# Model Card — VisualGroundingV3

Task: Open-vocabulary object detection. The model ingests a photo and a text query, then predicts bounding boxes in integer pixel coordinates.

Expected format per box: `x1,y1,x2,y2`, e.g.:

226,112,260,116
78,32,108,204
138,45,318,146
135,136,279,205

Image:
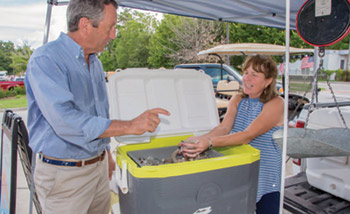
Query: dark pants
256,191,280,214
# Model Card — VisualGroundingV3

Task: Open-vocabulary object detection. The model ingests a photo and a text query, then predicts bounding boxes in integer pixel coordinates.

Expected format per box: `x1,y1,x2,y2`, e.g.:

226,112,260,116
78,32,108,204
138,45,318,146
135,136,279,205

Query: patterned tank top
230,97,282,202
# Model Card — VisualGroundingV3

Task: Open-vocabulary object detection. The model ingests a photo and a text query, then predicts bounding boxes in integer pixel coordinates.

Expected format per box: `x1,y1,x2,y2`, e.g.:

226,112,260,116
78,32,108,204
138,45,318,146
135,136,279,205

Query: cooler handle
115,160,128,194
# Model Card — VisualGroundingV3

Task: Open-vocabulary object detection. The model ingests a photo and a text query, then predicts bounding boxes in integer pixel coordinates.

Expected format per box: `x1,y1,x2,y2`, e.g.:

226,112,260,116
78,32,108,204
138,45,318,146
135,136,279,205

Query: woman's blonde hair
241,54,279,103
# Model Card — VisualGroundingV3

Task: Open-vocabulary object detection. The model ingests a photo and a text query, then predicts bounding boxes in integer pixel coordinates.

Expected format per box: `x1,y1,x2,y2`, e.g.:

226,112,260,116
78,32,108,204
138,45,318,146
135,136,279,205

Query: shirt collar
58,32,97,63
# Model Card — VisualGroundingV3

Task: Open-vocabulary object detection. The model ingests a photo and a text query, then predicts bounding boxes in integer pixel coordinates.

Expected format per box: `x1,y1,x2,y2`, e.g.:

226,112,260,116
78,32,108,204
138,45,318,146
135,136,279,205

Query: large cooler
108,69,260,214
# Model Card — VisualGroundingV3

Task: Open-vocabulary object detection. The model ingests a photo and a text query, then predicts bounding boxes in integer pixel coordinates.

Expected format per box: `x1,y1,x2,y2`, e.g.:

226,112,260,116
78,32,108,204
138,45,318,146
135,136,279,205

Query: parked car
0,80,25,91
174,63,283,93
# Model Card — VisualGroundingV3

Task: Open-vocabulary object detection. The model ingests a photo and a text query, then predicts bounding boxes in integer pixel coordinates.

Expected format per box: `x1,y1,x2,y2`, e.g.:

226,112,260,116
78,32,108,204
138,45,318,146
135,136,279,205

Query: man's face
87,4,117,53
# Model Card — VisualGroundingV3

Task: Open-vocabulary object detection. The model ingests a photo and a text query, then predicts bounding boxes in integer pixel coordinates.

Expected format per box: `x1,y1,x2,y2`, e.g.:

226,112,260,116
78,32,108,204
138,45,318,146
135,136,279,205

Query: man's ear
78,17,91,33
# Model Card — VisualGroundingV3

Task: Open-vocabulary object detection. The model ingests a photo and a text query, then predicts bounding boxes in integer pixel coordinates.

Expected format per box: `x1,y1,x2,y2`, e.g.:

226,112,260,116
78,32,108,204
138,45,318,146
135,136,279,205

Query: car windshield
223,64,242,81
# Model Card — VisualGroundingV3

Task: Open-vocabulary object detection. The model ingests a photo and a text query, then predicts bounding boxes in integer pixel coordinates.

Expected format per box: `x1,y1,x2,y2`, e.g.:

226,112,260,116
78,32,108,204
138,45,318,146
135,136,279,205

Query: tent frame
42,1,316,213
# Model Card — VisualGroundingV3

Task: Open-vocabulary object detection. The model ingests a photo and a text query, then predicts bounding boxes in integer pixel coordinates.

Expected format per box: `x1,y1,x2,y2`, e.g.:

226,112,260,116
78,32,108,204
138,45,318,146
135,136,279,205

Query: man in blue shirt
25,0,169,213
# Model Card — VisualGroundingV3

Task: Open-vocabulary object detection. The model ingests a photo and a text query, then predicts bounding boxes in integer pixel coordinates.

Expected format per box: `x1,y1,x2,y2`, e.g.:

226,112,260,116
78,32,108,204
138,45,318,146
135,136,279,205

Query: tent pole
226,22,230,65
280,0,291,213
43,3,53,45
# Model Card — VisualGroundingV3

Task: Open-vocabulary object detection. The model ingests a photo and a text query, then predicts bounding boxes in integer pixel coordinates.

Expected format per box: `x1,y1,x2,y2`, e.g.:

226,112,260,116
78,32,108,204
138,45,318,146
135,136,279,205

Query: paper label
315,0,332,17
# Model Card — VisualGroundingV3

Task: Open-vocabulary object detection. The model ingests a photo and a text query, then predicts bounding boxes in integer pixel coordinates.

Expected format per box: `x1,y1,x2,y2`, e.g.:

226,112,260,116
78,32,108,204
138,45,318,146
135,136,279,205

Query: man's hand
99,108,170,138
128,108,170,135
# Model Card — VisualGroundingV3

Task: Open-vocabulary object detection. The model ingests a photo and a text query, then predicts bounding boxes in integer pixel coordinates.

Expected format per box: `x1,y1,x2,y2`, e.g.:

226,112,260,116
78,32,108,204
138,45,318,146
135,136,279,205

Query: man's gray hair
67,0,118,32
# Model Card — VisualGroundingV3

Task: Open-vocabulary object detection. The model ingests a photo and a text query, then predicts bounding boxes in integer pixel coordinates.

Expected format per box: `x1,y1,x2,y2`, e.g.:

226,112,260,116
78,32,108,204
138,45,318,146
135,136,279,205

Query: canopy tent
116,0,306,29
44,0,306,42
198,43,314,56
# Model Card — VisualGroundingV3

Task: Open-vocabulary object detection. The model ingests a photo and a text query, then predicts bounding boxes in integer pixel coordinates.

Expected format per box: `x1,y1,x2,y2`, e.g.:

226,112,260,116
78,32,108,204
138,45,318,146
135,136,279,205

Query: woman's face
242,65,272,99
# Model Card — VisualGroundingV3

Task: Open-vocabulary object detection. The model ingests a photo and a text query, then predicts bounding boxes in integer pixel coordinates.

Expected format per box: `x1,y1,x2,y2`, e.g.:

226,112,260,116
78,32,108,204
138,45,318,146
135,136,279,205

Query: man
25,0,169,213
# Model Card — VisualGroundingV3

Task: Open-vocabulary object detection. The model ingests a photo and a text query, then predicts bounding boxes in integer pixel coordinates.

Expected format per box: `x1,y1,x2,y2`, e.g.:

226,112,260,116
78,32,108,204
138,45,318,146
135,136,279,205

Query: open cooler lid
107,69,219,144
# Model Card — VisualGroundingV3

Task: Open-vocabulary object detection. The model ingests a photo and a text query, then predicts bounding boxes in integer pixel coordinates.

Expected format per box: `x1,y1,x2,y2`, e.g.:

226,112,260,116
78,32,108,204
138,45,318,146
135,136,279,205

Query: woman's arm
182,96,284,156
181,94,241,152
213,96,284,145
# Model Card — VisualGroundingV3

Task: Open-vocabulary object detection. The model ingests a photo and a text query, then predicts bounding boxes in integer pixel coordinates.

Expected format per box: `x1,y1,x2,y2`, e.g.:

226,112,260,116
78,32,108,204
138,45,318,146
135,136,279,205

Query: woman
180,54,284,214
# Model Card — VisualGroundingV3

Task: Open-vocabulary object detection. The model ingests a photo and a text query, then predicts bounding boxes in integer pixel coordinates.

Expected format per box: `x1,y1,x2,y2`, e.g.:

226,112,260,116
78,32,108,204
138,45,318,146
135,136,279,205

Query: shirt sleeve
26,54,111,147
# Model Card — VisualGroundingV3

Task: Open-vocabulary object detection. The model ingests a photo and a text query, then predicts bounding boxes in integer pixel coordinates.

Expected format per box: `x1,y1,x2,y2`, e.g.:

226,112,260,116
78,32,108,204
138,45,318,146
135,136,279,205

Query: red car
0,80,25,91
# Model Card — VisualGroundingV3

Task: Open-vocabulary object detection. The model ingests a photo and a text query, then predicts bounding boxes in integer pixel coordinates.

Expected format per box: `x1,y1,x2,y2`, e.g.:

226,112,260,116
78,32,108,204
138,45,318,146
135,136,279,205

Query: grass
289,82,313,93
288,81,326,94
0,95,27,109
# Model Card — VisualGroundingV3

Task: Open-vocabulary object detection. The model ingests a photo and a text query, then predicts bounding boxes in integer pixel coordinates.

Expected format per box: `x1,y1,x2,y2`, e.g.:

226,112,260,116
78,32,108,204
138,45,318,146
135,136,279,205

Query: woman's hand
179,136,211,158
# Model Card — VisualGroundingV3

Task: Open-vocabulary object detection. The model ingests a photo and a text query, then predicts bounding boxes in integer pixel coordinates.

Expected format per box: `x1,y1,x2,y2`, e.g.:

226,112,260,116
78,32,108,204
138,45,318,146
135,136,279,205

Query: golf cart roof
197,43,314,56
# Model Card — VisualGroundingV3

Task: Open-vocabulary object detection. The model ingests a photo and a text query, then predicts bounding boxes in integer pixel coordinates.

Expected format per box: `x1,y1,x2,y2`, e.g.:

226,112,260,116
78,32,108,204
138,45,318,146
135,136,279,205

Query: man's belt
39,150,106,167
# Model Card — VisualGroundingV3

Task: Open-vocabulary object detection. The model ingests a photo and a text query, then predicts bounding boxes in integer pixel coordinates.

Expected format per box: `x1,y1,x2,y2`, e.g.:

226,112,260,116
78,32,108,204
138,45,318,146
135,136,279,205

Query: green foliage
334,69,349,81
322,69,336,77
326,34,350,50
99,41,118,71
14,86,26,95
0,41,15,73
10,43,33,75
147,14,180,68
320,69,349,81
114,10,155,69
0,89,15,98
0,86,26,99
227,23,312,70
0,41,32,75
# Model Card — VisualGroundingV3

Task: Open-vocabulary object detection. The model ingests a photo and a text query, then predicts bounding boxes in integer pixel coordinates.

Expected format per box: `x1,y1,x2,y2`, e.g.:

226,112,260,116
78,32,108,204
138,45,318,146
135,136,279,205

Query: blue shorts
256,191,280,214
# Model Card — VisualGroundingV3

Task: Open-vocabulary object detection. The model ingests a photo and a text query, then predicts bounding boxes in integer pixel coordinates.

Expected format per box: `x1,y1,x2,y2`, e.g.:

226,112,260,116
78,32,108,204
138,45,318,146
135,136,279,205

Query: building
280,50,350,80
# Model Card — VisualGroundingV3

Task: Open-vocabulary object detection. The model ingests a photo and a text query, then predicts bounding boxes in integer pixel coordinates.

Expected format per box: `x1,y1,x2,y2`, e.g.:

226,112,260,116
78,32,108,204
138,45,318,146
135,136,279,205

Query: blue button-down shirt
25,33,111,159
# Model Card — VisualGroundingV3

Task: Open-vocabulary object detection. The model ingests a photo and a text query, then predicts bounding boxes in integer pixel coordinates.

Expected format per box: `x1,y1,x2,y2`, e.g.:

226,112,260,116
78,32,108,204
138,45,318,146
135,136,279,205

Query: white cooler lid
107,69,219,144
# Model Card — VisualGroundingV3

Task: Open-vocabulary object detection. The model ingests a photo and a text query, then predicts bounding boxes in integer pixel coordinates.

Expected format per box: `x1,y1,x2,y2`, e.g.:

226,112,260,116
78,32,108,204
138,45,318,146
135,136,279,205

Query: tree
147,14,179,68
10,43,33,75
109,10,156,69
0,41,15,73
226,23,311,70
99,9,133,70
148,15,224,68
99,41,118,71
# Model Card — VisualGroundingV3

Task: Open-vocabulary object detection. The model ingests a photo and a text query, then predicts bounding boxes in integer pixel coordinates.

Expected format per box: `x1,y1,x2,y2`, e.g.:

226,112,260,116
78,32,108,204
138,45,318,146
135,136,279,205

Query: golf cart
196,42,314,121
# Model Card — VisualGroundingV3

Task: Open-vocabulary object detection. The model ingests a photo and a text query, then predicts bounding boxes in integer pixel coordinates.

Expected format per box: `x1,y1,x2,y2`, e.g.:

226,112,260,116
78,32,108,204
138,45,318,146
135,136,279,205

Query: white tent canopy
44,0,306,42
116,0,306,29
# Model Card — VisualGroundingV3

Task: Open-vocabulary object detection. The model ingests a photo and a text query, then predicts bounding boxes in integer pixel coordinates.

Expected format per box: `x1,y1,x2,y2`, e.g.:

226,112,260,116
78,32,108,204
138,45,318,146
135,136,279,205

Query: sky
0,0,68,49
0,1,163,49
